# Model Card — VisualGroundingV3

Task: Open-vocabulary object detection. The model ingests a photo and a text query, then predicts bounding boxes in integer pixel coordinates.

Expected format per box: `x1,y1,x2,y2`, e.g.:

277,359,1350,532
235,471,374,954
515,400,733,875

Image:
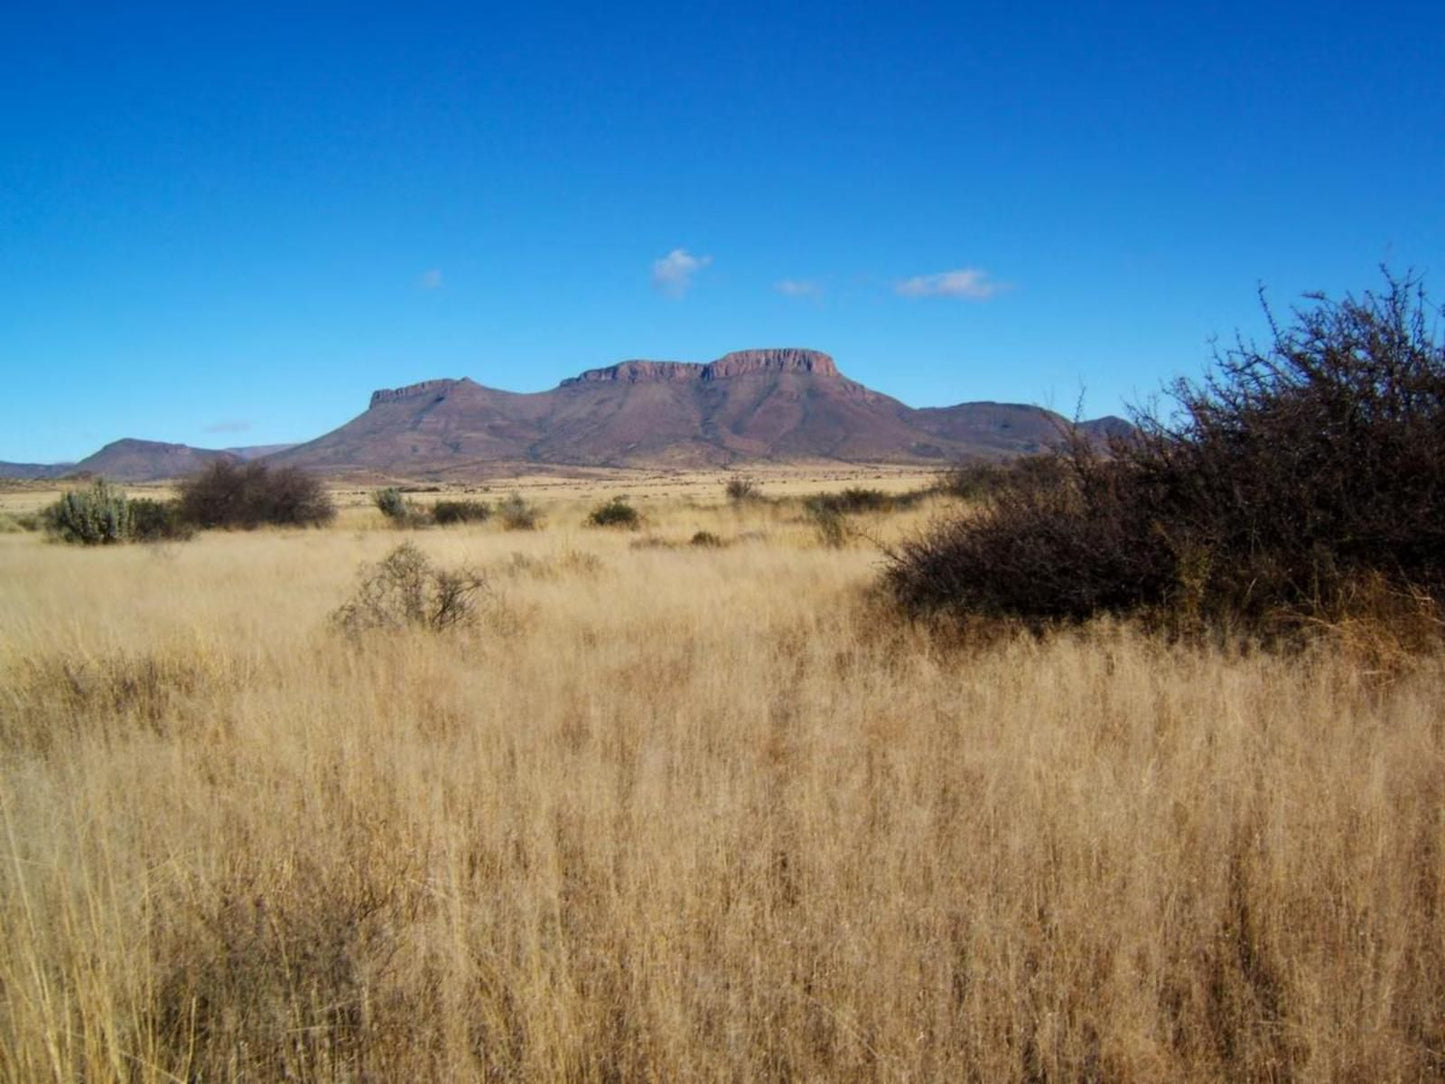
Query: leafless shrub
332,543,489,634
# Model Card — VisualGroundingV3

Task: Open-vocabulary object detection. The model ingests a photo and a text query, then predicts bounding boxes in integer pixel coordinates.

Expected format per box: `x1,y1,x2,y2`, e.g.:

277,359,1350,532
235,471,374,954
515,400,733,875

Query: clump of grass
689,530,725,548
587,496,640,529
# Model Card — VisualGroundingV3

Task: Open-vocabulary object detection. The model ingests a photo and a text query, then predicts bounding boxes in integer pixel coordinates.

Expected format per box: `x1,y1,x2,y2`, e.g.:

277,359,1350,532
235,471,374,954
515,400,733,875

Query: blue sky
2,1,1442,462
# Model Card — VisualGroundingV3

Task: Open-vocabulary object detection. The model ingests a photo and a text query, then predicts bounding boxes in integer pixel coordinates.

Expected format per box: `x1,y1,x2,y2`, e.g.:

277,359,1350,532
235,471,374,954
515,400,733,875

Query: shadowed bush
128,498,195,542
587,496,640,529
432,498,491,525
180,461,334,529
887,272,1445,637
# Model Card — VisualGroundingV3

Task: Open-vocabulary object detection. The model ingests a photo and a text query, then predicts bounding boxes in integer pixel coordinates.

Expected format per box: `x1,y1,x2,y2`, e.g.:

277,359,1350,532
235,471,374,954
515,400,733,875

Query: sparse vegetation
179,460,335,529
689,529,725,547
889,273,1445,640
1,501,1441,1081
587,495,640,528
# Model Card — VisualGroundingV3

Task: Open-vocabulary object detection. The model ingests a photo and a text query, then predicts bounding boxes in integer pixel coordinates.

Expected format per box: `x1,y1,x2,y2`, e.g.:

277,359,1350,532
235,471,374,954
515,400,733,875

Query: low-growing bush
689,530,725,548
587,496,640,529
805,487,893,516
42,480,132,545
431,499,491,525
373,487,431,528
887,272,1445,639
808,503,849,548
180,461,334,529
332,543,489,634
498,492,540,531
128,498,195,542
725,476,760,502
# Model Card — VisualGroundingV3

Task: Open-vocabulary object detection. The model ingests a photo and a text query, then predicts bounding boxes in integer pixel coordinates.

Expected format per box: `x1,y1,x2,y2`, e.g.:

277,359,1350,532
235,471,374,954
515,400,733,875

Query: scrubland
1,483,1442,1081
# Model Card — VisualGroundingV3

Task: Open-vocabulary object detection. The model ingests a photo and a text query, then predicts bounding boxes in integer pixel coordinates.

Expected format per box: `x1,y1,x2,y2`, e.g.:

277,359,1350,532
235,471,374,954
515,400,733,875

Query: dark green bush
129,498,195,542
42,480,132,544
587,496,640,529
887,273,1445,634
180,461,334,529
432,499,492,525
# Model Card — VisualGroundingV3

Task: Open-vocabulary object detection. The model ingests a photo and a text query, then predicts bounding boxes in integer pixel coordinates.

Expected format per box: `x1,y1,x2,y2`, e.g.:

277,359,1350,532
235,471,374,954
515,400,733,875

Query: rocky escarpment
560,348,839,386
369,378,472,408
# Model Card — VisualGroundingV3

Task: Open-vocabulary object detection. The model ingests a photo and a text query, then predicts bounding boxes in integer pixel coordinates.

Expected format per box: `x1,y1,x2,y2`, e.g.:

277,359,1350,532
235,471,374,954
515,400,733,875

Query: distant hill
267,348,1131,476
70,439,239,482
0,461,71,481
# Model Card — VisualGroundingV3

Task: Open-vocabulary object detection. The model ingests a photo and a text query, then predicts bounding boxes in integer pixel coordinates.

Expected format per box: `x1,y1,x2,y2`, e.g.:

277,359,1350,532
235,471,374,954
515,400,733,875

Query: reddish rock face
557,348,838,386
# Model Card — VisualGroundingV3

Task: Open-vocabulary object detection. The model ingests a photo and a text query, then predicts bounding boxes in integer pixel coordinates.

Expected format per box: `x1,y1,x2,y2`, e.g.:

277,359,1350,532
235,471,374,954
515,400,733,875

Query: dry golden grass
1,484,1442,1081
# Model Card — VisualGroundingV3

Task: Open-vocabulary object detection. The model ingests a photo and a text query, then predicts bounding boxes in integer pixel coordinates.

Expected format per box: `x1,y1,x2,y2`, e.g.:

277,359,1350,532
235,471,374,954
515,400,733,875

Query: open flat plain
2,473,1442,1081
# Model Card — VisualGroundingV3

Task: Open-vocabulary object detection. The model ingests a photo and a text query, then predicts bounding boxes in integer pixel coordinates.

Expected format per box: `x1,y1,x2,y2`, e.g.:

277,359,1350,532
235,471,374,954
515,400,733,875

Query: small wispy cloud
204,419,252,434
418,268,444,290
895,268,1005,300
651,248,712,297
775,279,823,299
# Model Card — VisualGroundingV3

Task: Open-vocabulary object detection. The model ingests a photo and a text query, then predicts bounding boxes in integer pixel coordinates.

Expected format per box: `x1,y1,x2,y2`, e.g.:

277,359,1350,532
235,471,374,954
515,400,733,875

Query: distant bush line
40,462,333,545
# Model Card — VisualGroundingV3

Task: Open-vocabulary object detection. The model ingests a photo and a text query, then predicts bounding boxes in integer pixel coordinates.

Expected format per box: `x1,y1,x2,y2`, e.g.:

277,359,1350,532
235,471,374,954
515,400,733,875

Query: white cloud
775,278,823,299
418,268,444,290
895,268,1005,300
651,248,712,297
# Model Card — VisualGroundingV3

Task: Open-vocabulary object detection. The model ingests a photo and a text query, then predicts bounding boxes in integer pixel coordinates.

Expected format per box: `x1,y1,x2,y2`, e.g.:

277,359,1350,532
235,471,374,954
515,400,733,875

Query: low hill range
6,349,1130,481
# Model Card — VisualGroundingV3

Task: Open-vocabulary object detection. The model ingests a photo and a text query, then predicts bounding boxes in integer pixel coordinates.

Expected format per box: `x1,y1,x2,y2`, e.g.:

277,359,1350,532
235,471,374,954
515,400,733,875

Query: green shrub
332,543,489,634
42,480,132,544
431,499,492,525
498,492,540,531
587,496,640,529
179,461,334,529
128,498,195,542
886,272,1445,635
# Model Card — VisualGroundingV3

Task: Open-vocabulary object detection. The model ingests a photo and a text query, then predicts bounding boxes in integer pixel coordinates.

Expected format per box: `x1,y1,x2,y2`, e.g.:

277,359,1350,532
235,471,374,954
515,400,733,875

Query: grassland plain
0,479,1442,1081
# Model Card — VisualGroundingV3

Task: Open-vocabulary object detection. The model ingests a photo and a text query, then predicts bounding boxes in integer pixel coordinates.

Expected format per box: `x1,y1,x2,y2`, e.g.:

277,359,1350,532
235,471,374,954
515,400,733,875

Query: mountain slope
71,439,239,482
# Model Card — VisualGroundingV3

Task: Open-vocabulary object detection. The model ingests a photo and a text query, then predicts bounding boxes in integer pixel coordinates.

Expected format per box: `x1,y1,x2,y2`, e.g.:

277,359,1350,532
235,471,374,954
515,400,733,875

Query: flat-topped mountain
266,348,1128,476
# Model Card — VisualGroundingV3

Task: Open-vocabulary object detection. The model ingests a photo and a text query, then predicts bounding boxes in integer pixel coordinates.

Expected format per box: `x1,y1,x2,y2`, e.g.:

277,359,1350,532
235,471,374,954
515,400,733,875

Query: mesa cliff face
559,348,840,386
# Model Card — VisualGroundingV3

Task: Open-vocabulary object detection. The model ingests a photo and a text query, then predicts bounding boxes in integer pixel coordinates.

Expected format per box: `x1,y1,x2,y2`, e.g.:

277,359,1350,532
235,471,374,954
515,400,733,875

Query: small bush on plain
498,492,540,531
689,530,725,548
128,498,195,542
431,499,491,525
332,542,489,634
725,476,760,502
587,496,640,529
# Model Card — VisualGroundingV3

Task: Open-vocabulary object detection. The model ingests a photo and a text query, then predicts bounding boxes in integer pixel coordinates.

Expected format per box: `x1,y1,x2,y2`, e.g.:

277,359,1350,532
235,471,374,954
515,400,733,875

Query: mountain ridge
4,349,1132,481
